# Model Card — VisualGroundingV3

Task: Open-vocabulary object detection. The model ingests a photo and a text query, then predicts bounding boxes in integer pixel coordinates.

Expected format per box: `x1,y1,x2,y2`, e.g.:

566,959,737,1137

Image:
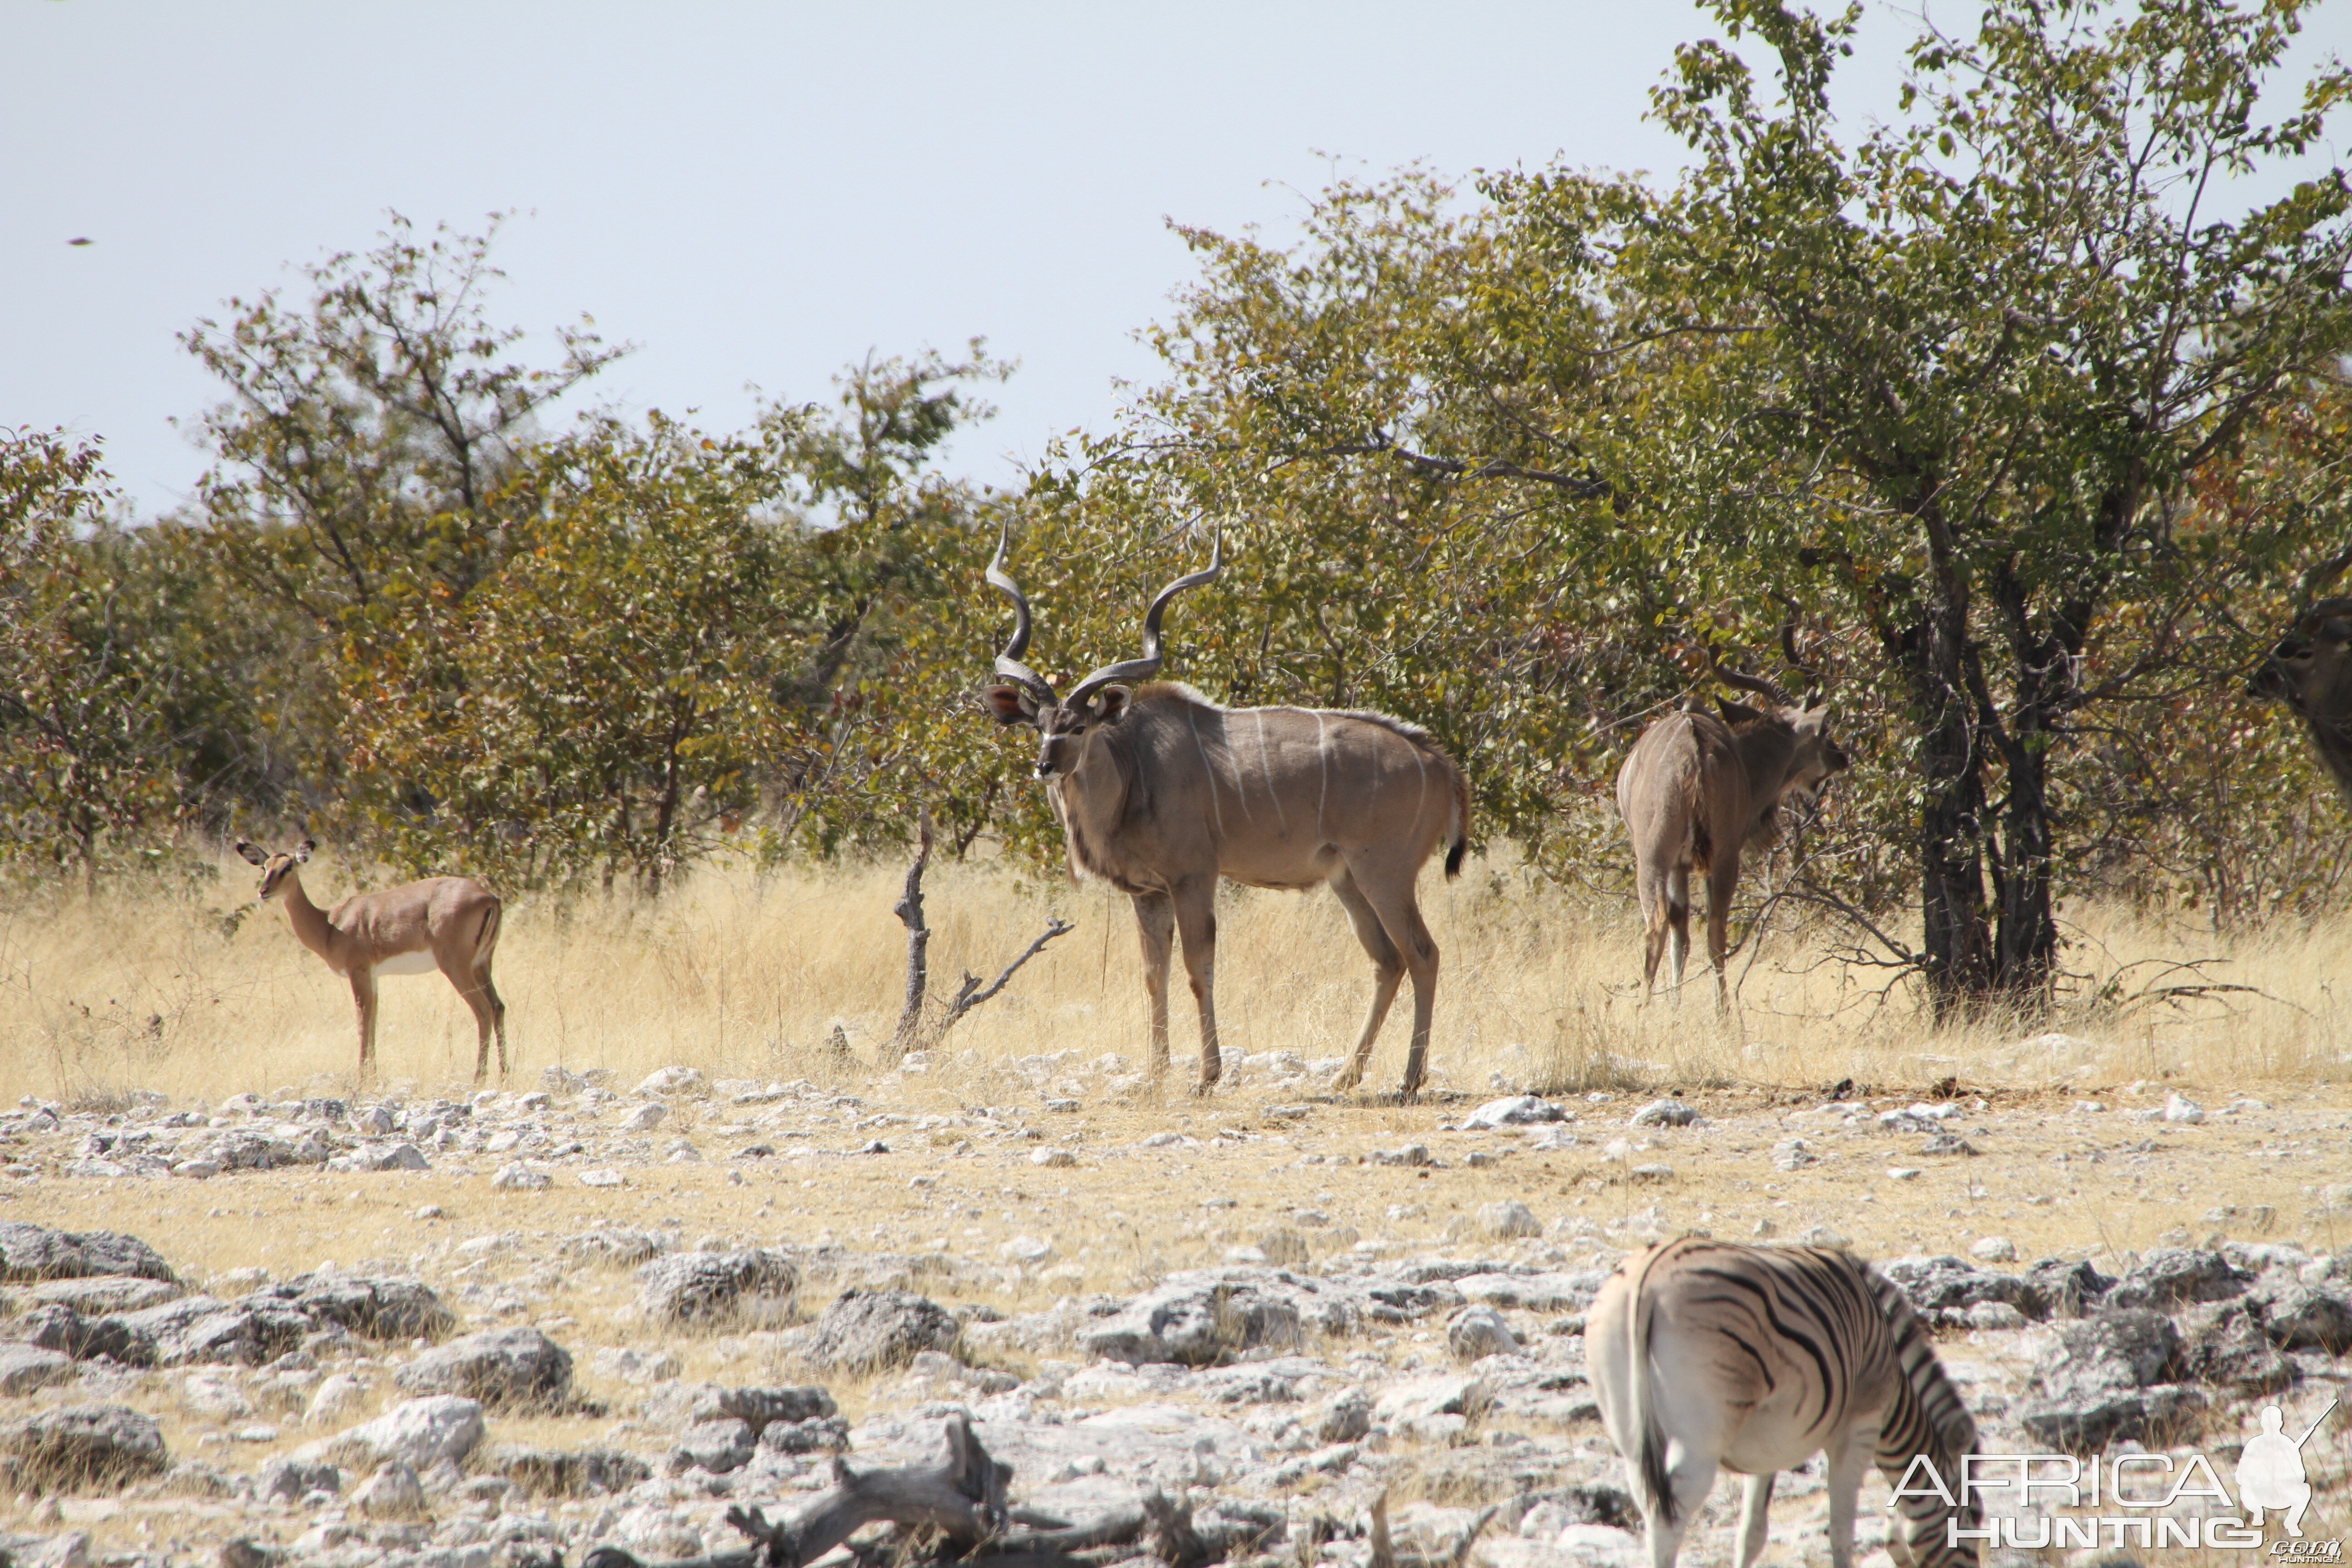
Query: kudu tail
1443,759,1471,880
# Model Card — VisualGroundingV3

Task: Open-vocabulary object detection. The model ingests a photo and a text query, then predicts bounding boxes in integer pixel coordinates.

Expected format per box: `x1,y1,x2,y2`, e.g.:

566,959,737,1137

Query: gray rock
2034,1309,2180,1404
688,1384,837,1436
473,1441,651,1497
351,1459,426,1519
0,1345,73,1395
2102,1247,2249,1311
1446,1306,1519,1362
324,1142,430,1174
2019,1384,2209,1452
1477,1201,1542,1240
560,1228,671,1269
1462,1096,1566,1128
1881,1255,2044,1321
2024,1257,2112,1318
635,1250,797,1328
591,1346,681,1385
21,1274,181,1314
2179,1302,2296,1394
1318,1391,1373,1443
2247,1276,2352,1352
1629,1099,1699,1127
671,1416,755,1474
758,1415,851,1455
257,1456,342,1502
0,1223,175,1284
394,1326,572,1411
804,1290,961,1373
295,1395,485,1470
0,1403,167,1491
278,1273,456,1340
107,1295,314,1367
1082,1273,1306,1366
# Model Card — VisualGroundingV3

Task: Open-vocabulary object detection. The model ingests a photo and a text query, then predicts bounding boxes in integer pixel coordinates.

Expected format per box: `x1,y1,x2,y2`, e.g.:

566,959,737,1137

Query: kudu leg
1706,855,1739,1014
1170,879,1221,1092
1637,866,1673,1003
1666,866,1692,1002
348,970,379,1079
1328,869,1404,1092
1131,893,1176,1077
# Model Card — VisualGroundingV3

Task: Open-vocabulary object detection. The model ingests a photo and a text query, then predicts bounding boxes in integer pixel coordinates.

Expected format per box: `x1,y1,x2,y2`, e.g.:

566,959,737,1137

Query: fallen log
557,1412,1223,1568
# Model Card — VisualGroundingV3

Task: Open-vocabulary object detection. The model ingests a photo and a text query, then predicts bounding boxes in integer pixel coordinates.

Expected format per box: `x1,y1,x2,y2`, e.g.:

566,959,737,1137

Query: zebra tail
1626,1241,1679,1528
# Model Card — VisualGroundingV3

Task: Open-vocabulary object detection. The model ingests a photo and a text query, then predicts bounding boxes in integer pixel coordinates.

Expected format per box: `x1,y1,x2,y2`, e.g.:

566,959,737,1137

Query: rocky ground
0,1047,2346,1567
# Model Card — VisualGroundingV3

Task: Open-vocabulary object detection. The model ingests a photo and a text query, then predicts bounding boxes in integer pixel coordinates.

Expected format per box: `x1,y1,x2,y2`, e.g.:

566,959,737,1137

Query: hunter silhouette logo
2239,1399,2336,1540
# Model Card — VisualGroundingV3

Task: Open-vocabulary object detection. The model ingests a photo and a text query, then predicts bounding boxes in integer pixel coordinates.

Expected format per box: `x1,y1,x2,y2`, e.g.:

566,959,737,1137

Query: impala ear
1095,686,1135,724
294,840,314,862
984,684,1039,726
234,841,268,867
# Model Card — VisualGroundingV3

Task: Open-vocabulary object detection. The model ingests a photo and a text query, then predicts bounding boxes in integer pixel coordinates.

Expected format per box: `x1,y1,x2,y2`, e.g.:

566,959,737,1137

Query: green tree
1611,0,2352,1009
0,431,192,892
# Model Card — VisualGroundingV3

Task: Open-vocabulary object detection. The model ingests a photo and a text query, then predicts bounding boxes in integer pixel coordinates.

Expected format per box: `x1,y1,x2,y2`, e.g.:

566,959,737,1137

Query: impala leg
348,969,379,1080
439,951,505,1084
1328,868,1404,1093
1734,1472,1774,1568
1707,853,1740,1015
1170,878,1221,1093
1356,865,1439,1099
1132,892,1176,1078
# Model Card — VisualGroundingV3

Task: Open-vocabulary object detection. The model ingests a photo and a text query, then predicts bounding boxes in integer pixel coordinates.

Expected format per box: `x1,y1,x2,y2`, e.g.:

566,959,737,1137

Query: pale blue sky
4,2,2337,517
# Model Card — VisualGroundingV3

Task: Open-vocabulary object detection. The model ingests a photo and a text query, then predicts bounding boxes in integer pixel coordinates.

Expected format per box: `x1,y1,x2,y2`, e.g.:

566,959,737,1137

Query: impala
235,839,510,1082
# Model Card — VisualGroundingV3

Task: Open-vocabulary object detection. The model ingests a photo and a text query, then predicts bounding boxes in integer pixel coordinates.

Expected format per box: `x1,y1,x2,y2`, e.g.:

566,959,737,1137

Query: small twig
936,918,1078,1039
884,812,936,1064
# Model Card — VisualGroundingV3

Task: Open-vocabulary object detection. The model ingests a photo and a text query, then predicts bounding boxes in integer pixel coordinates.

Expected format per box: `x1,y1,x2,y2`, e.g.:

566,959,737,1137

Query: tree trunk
1892,579,1995,1017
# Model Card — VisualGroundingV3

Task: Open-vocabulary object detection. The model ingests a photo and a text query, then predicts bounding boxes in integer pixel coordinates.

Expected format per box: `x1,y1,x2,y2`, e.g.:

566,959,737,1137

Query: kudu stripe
1591,1236,1980,1568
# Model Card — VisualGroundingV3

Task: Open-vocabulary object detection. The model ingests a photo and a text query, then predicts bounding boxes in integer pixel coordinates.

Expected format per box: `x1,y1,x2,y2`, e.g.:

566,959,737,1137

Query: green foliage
0,431,208,892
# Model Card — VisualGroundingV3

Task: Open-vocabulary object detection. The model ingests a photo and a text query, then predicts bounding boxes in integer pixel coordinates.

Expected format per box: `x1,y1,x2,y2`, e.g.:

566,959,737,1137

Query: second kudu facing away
1616,663,1847,1009
236,839,510,1082
981,529,1470,1097
2253,597,2352,799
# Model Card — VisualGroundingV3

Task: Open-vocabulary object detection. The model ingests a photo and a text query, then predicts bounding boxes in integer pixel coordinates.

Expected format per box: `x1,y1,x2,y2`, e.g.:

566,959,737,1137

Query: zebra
1588,1236,1980,1568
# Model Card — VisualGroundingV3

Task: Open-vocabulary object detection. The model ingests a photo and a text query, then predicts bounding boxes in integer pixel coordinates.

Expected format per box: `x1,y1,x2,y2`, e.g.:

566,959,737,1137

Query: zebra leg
1823,1425,1872,1568
1733,1472,1774,1568
1637,1445,1717,1568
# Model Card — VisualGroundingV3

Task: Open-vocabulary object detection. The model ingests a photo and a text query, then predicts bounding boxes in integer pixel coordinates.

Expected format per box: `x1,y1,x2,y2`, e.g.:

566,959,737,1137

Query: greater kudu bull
981,530,1470,1096
2252,598,2352,798
1615,666,1847,1009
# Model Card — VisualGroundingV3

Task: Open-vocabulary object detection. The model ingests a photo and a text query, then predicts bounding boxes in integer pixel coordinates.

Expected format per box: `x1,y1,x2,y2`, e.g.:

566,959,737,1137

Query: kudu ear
294,839,314,862
1795,702,1832,733
234,841,268,867
984,684,1039,726
1095,686,1135,725
1716,697,1767,727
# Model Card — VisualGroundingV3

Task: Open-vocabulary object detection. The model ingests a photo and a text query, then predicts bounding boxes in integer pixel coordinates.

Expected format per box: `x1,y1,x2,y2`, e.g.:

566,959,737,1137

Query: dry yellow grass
3,848,2347,1106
